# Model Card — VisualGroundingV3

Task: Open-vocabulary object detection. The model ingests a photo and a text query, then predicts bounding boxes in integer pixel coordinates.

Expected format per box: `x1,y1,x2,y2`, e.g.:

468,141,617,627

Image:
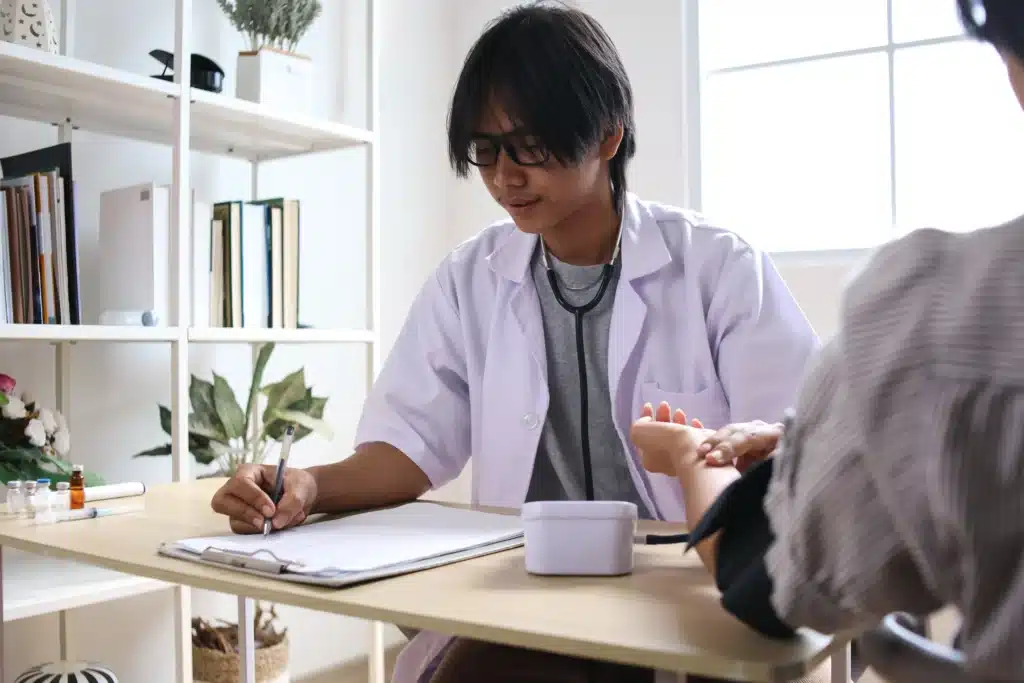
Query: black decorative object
149,49,224,93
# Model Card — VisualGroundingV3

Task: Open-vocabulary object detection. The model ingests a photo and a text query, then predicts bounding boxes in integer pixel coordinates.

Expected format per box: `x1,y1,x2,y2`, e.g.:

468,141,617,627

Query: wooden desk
0,480,852,683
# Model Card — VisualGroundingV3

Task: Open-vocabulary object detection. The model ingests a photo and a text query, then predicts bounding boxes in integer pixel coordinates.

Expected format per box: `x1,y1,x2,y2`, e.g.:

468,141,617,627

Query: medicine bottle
22,480,38,518
5,480,23,515
69,464,85,510
54,481,71,511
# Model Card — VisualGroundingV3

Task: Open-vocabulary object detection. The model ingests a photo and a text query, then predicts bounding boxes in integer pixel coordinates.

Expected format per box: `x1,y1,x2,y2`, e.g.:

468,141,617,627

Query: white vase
236,47,313,115
0,0,58,54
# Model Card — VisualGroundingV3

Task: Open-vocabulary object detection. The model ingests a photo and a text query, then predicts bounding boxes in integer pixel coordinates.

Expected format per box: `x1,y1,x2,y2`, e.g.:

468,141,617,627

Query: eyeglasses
468,133,551,167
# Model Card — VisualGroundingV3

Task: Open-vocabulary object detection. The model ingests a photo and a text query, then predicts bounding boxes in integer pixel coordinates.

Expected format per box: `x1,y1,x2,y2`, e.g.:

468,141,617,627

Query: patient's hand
631,401,714,476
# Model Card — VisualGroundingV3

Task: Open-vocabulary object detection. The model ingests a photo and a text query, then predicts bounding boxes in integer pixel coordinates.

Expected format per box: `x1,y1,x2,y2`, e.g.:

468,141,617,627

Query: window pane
891,0,966,43
894,41,1024,234
699,0,888,72
701,54,893,252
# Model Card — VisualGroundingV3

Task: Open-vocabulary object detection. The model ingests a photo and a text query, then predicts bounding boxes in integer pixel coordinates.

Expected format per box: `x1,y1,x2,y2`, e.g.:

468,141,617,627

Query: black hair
957,0,1024,62
447,1,636,214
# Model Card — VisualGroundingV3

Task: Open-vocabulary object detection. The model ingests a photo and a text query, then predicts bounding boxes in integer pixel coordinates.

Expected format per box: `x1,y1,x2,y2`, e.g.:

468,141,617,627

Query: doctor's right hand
210,464,318,534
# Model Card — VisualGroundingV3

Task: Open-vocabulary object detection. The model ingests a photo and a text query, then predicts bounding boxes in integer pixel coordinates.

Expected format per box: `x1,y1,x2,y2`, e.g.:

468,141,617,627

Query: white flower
2,396,27,419
39,408,57,434
54,410,67,432
24,419,46,447
19,390,32,405
53,428,70,457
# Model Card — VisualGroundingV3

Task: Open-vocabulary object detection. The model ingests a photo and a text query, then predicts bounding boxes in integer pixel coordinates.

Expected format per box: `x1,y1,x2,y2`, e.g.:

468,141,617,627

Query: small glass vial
22,480,38,518
54,481,71,511
69,465,85,510
5,480,23,515
32,478,53,521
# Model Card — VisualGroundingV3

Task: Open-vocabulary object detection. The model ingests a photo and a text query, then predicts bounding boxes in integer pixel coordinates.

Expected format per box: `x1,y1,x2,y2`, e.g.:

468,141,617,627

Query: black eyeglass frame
466,132,552,168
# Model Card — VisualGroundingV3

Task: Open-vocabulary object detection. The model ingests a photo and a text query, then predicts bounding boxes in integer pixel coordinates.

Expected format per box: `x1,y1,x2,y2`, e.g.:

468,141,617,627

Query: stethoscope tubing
540,227,624,503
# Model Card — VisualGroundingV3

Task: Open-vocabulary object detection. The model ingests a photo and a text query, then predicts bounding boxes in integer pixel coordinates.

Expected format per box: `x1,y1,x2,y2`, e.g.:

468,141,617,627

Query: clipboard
158,501,525,588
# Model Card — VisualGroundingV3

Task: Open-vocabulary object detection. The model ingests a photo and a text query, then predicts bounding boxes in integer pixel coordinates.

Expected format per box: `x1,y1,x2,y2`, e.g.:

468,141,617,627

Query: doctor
210,2,818,681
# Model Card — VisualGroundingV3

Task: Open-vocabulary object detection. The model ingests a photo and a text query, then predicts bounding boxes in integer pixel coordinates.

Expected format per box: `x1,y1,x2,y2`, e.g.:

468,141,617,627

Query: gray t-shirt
524,245,652,519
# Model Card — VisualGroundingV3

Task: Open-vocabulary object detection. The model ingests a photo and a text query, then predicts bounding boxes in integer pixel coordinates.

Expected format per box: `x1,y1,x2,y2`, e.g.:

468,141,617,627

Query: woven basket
193,634,289,683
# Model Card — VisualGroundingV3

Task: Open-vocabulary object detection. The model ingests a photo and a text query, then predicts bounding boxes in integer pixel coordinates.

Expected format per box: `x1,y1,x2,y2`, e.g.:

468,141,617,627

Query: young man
631,2,1024,680
210,3,818,681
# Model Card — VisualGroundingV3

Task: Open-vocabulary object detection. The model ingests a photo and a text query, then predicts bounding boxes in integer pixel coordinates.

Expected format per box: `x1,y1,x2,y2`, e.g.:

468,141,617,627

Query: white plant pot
0,0,59,53
236,48,313,115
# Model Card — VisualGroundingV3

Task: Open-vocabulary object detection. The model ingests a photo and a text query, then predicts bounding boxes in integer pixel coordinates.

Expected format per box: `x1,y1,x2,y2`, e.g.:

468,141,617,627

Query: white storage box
521,500,638,576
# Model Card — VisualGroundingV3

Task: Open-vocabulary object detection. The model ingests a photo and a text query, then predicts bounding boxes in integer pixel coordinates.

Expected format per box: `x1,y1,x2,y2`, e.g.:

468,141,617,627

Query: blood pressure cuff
685,458,797,640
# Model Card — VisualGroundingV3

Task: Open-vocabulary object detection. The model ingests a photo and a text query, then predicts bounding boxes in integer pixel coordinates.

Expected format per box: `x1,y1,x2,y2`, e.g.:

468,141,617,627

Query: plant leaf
212,373,246,440
264,393,327,442
260,368,307,424
244,342,275,438
0,392,8,406
192,446,217,465
189,411,227,442
190,375,217,423
133,443,173,457
267,408,334,441
159,404,172,436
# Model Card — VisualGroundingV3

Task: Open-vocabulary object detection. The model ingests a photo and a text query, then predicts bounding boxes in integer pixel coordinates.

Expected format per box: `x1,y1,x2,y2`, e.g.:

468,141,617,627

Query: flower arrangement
0,373,100,484
216,0,323,54
133,343,333,476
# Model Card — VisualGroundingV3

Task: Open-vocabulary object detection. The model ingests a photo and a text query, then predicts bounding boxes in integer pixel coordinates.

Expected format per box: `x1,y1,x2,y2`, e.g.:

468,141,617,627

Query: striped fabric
763,214,1024,681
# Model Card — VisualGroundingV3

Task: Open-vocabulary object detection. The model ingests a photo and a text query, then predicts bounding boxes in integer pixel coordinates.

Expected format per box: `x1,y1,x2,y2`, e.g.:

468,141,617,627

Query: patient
631,2,1024,679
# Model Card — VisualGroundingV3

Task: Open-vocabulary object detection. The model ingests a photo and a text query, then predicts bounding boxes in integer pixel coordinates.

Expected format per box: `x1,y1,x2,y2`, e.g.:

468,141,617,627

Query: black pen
263,425,295,537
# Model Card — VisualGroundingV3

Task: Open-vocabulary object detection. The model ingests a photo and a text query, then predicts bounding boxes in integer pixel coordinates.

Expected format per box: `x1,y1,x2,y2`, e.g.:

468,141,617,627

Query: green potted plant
136,344,331,683
0,372,103,485
216,0,323,114
133,343,333,476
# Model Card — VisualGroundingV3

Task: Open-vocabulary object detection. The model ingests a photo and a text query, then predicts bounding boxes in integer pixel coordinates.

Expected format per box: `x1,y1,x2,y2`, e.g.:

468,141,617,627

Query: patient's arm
670,456,740,578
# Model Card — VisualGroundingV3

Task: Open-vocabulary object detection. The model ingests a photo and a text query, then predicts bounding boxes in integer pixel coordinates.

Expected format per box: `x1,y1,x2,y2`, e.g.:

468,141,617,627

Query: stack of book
207,198,301,329
0,143,81,325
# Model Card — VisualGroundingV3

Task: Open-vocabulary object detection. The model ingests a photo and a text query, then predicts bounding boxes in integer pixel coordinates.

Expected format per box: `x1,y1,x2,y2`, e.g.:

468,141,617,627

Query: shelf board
188,327,375,344
0,43,373,161
189,89,374,161
3,547,171,622
0,324,180,343
0,41,179,146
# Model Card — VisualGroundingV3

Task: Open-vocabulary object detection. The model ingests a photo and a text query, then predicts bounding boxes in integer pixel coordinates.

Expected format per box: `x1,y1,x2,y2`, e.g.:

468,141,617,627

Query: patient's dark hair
447,1,636,213
957,0,1024,62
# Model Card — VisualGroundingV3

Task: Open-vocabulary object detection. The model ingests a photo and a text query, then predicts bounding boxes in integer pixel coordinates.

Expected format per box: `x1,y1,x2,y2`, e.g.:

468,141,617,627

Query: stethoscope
539,225,624,503
540,228,690,547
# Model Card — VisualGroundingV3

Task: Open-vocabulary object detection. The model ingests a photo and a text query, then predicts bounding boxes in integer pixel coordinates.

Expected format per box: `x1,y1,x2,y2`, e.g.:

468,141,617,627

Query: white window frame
680,0,970,264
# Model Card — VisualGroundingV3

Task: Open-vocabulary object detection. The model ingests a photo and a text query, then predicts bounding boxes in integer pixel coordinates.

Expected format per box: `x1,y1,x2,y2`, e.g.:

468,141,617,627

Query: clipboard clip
200,547,301,574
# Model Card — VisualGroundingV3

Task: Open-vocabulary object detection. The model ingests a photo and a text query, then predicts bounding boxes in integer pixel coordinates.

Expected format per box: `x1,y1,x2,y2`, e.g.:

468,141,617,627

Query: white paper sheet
173,502,523,574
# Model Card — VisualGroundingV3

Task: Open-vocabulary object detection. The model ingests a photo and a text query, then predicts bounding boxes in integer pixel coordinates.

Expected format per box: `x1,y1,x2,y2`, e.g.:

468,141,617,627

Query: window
689,0,1024,253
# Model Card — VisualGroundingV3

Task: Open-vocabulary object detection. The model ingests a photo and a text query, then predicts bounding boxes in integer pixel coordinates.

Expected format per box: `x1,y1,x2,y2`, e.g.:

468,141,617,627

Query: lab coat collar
486,193,672,283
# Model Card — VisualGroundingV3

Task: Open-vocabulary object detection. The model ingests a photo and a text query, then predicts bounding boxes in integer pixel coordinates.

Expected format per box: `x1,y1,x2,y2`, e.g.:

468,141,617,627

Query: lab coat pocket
639,381,729,430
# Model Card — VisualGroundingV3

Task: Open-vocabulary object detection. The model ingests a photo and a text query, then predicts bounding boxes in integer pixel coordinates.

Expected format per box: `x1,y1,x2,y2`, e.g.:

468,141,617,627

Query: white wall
2,0,456,681
445,0,861,342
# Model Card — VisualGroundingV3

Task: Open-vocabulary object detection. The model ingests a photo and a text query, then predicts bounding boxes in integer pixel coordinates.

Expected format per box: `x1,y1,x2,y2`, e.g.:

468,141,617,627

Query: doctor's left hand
630,401,713,476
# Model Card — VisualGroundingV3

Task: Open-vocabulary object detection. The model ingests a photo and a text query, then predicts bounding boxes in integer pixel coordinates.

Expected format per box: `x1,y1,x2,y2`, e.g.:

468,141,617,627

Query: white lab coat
354,193,820,683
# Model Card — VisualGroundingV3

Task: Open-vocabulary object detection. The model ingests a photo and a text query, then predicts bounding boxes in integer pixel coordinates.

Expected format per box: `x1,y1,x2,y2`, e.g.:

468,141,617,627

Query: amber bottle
69,464,85,510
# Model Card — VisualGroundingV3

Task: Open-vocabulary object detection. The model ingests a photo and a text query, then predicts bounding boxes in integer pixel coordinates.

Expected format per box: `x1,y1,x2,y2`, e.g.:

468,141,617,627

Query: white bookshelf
0,1,384,682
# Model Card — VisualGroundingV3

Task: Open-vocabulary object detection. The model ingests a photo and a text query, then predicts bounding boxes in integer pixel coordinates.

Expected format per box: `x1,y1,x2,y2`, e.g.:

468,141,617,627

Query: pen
263,424,295,537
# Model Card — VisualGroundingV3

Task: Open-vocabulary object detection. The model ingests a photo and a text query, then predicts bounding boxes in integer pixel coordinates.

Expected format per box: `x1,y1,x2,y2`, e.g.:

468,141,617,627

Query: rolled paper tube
83,481,146,502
